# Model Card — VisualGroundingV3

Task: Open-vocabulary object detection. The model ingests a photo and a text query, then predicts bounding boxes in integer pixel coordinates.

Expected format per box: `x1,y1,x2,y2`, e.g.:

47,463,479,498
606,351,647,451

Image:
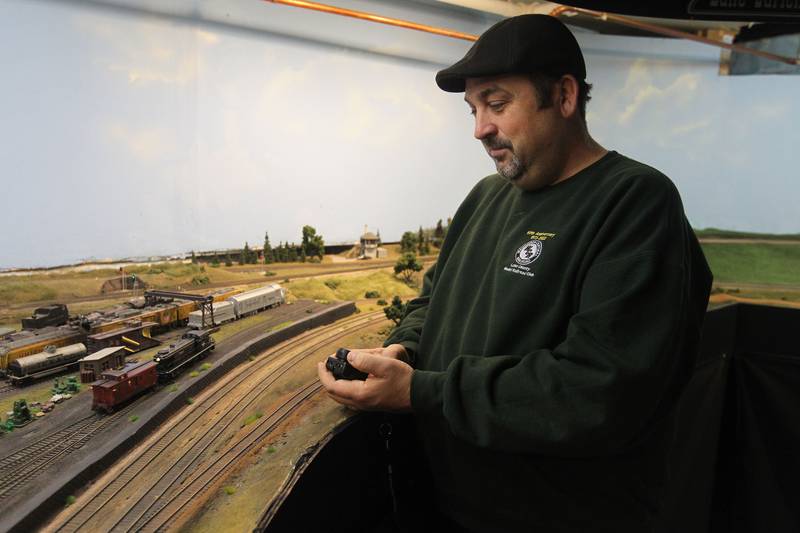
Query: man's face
464,74,565,192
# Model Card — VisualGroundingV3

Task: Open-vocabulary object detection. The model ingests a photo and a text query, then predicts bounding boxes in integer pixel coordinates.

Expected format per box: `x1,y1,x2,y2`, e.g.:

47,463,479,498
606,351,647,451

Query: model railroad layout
45,311,384,533
0,284,286,387
0,297,350,532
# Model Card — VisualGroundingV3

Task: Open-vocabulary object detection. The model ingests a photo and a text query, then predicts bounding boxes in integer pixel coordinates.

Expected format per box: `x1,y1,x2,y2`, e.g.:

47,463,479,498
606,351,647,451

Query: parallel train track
0,402,138,500
0,300,323,503
51,311,384,533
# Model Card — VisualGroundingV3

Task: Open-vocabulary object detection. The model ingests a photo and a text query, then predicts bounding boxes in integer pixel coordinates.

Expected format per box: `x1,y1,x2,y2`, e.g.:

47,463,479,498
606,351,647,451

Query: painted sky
1,0,798,268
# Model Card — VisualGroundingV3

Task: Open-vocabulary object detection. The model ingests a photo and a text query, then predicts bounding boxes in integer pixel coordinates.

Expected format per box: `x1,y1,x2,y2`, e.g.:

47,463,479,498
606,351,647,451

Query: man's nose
473,111,498,140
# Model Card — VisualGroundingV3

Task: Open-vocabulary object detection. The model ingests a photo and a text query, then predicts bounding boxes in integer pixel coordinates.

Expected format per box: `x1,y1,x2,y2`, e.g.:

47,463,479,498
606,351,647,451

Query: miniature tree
400,231,417,253
394,253,423,284
225,253,233,267
383,296,407,325
417,226,430,255
434,219,445,246
302,225,325,260
263,232,273,264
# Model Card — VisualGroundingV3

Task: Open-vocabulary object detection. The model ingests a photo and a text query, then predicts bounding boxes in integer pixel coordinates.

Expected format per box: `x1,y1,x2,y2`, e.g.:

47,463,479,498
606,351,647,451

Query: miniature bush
189,371,199,377
186,397,195,405
243,412,264,426
364,290,380,298
377,299,388,306
265,271,276,277
223,486,236,495
324,279,340,290
168,384,178,392
129,415,139,423
267,445,277,454
191,275,210,286
199,363,211,372
65,495,76,506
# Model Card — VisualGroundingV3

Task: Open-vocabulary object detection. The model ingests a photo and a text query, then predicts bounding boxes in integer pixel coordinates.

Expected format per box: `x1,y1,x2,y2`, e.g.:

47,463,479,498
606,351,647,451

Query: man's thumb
348,351,382,375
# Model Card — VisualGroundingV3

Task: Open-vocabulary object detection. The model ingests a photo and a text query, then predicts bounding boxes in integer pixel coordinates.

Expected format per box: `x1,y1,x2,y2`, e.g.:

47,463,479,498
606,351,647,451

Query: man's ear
557,74,579,119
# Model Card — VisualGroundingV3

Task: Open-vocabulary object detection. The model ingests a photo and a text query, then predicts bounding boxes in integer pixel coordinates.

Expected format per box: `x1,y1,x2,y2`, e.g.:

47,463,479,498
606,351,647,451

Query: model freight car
0,325,88,376
6,343,88,384
154,329,215,382
91,360,157,413
86,322,160,354
187,301,236,329
21,304,69,329
227,284,286,319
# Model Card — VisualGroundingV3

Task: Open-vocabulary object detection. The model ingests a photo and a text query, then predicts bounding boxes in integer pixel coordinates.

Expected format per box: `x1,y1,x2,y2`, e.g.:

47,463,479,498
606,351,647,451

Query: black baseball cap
436,14,586,93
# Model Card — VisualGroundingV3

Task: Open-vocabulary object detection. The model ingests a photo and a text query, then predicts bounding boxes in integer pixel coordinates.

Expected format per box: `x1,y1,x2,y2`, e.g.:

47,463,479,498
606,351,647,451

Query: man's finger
346,351,390,376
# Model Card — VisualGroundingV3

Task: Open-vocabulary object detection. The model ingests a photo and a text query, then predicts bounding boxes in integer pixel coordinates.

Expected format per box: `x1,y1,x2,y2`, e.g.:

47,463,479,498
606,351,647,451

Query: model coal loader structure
154,329,215,382
187,301,236,329
5,343,87,385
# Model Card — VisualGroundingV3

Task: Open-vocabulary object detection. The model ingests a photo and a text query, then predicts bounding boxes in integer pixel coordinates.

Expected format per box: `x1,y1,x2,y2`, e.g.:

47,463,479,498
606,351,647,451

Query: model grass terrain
0,245,423,329
695,228,800,304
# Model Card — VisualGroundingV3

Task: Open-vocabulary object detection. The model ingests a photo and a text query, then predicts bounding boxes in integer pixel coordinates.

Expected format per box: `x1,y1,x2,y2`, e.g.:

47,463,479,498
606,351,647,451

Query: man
318,14,712,533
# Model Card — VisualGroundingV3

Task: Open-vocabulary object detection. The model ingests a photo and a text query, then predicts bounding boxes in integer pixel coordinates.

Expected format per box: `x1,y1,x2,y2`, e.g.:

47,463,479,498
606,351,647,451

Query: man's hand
317,347,413,412
340,344,410,364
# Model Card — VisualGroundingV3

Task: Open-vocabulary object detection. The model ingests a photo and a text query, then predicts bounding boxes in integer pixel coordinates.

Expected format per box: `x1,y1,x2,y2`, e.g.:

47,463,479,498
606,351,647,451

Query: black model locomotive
153,329,215,382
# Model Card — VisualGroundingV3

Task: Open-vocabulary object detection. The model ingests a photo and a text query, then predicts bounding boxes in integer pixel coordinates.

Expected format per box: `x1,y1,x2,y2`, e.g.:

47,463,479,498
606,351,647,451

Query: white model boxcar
227,284,285,319
187,300,236,329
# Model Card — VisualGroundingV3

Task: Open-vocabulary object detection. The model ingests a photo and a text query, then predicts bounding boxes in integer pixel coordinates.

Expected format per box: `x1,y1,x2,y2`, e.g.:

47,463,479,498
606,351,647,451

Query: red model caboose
91,360,157,413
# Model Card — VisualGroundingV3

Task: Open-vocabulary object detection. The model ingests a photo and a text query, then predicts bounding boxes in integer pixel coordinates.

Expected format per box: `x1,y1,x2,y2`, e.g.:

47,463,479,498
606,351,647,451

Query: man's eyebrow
464,86,509,105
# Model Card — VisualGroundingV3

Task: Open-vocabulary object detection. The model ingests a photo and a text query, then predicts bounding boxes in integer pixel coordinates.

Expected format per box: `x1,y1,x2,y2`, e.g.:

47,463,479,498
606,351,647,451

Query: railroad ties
52,312,384,533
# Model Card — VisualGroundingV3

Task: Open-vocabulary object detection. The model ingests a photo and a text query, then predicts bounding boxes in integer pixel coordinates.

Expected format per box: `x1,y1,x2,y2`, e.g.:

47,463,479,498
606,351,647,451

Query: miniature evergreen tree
434,219,445,245
263,232,273,264
417,226,430,255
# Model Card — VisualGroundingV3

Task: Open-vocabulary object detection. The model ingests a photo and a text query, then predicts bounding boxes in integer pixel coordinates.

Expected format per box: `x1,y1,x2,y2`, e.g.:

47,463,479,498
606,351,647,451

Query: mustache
483,137,513,151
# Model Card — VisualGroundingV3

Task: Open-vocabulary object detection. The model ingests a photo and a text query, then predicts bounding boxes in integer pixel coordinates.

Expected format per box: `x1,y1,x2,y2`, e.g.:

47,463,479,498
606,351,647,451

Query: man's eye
489,102,506,111
468,108,476,116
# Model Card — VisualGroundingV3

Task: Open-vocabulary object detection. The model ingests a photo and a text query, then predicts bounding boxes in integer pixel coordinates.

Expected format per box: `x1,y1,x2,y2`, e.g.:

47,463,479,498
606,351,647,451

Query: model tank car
7,343,88,384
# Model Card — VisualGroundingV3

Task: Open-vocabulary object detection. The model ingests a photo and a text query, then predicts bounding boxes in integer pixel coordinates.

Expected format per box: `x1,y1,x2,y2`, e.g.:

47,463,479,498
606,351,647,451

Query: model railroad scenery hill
0,230,798,531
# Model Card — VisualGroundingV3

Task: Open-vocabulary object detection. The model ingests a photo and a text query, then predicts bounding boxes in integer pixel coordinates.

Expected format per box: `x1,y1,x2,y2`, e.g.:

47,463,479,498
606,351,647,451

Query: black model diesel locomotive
153,329,215,382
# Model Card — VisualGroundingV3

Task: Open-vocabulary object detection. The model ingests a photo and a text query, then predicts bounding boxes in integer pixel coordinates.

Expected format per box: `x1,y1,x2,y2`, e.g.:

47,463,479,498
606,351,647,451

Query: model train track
0,383,15,395
139,382,322,533
0,403,138,500
51,312,384,533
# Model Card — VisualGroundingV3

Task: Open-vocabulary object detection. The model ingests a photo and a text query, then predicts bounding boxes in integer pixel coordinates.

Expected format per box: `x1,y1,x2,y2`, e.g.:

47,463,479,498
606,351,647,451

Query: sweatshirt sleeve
383,263,437,365
411,174,712,457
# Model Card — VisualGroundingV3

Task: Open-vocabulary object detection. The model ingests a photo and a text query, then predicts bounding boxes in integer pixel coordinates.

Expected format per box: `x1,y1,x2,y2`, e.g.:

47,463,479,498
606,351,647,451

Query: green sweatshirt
385,151,712,532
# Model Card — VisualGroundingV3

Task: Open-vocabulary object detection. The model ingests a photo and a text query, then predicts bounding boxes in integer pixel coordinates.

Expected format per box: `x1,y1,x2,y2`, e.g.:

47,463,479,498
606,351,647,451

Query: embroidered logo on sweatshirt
514,240,542,265
503,231,556,278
